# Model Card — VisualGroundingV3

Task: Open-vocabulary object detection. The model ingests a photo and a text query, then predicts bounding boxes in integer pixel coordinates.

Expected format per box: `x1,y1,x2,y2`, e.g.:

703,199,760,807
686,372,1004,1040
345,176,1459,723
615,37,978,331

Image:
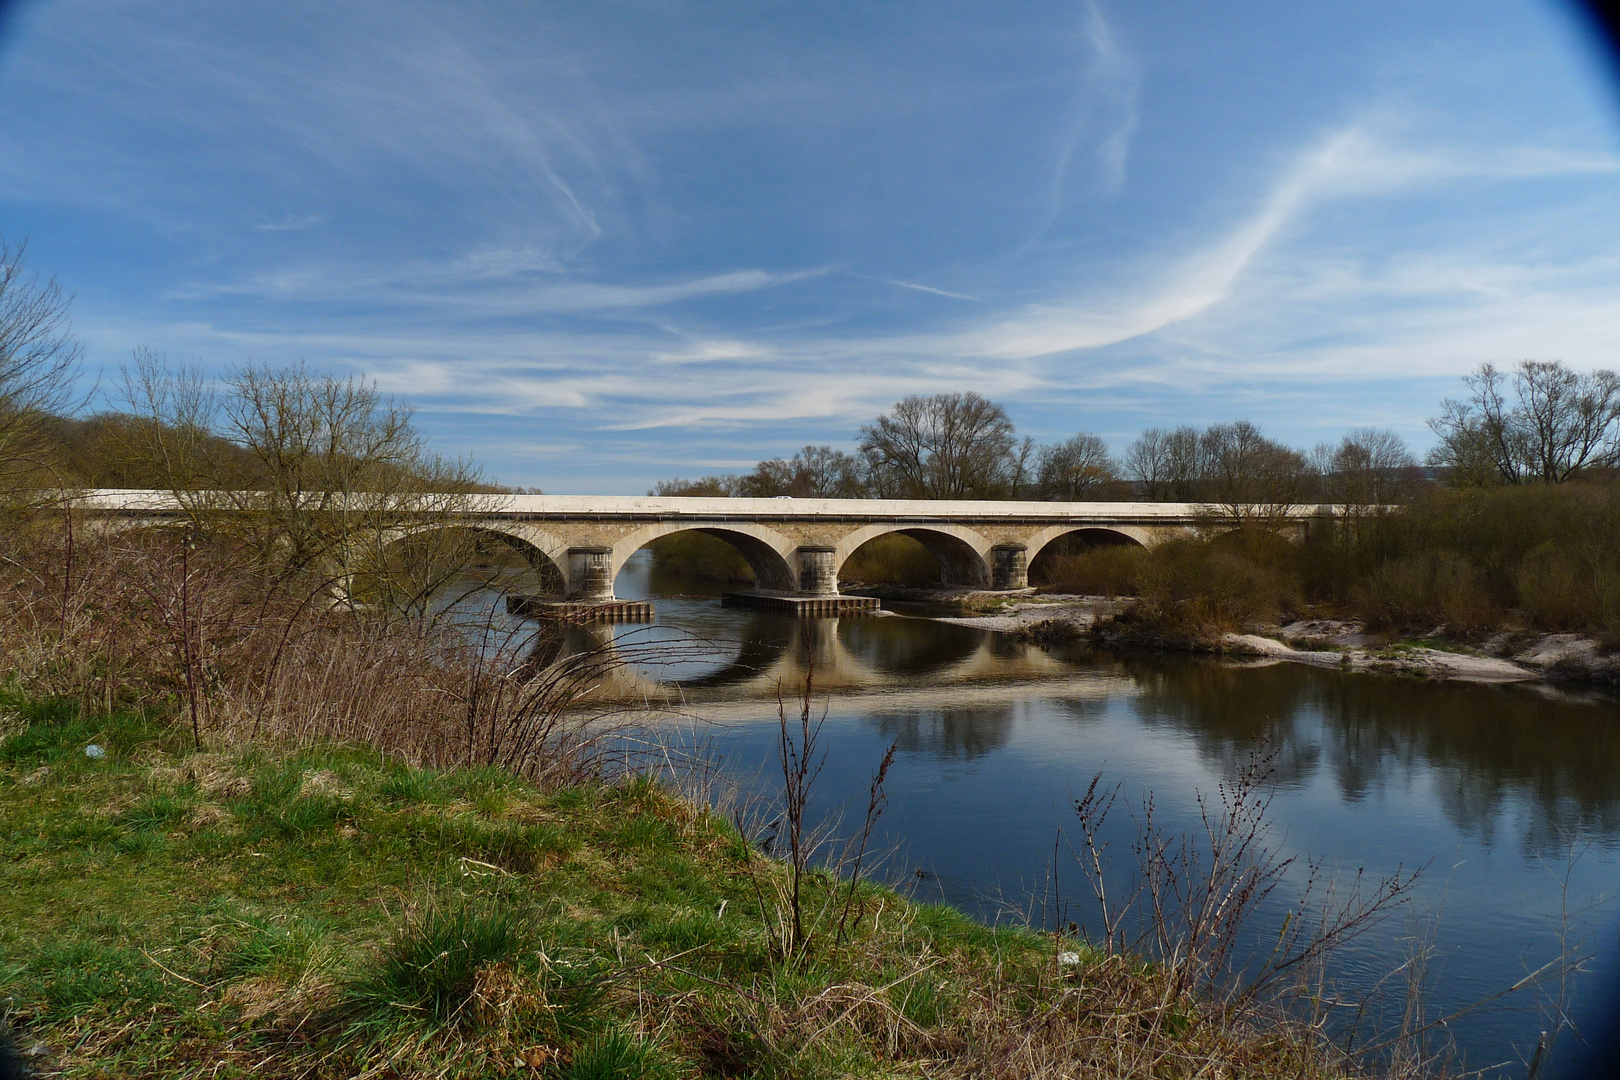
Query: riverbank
1122,617,1620,690
1215,621,1620,688
847,585,1128,634
2,693,1361,1080
888,589,1620,691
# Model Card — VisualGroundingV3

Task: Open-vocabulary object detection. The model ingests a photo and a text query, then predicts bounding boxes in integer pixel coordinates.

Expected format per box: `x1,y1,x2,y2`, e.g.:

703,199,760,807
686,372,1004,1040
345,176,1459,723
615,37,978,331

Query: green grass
1,691,1352,1079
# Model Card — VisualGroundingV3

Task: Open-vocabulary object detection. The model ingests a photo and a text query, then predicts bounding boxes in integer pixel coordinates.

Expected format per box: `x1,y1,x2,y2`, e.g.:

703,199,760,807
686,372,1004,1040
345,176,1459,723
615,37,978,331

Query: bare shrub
1031,544,1148,595
1354,553,1498,633
1070,747,1435,1075
0,514,631,784
1137,539,1300,632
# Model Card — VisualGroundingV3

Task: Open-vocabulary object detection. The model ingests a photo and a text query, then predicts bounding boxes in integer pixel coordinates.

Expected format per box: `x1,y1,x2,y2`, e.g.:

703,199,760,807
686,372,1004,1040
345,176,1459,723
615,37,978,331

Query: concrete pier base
506,596,654,622
796,545,839,595
992,543,1029,591
567,545,616,601
722,592,881,617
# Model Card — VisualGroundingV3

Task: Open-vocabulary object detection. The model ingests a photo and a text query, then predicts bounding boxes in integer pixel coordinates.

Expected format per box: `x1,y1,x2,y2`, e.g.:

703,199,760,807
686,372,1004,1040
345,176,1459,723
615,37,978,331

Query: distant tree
0,236,82,509
1312,428,1421,507
736,445,866,498
41,411,261,490
1429,361,1620,485
1036,433,1118,500
858,393,1024,499
649,475,743,497
1123,425,1203,501
1198,421,1311,526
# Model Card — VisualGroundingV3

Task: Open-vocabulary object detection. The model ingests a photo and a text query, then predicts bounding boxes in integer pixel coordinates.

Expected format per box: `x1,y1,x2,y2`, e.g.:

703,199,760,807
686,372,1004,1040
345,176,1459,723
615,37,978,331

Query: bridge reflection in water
525,593,1133,713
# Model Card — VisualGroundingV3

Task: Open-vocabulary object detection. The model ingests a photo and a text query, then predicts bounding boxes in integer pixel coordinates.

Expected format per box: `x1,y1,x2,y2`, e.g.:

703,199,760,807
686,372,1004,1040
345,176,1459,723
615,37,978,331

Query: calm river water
468,550,1620,1077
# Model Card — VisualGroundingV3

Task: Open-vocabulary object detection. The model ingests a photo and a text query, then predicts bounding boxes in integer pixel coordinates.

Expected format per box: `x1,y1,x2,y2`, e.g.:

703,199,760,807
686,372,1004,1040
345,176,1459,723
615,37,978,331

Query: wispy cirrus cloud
1034,0,1142,237
181,262,830,314
873,277,983,302
7,1,1620,490
958,124,1620,361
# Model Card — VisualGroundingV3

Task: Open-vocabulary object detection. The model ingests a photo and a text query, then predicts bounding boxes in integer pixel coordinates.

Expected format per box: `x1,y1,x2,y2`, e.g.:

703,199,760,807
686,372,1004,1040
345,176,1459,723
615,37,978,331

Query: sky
0,1,1617,493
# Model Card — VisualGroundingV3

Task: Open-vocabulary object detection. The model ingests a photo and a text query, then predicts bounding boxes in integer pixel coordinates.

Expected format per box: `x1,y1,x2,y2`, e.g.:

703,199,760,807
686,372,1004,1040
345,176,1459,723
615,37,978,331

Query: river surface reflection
476,551,1620,1075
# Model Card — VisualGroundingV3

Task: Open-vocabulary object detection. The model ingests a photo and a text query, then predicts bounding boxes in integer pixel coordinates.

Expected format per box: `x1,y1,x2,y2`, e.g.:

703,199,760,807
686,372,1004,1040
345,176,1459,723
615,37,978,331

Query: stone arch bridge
76,492,1326,607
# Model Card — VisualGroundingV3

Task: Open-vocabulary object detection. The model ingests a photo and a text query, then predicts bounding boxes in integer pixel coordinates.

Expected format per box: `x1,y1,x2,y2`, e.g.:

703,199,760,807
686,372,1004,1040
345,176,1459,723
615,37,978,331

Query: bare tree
0,237,83,508
1199,421,1311,526
1428,360,1620,484
118,352,229,501
1124,425,1203,501
858,392,1022,499
1036,433,1118,500
737,444,866,498
649,475,743,496
122,356,489,615
1313,427,1421,508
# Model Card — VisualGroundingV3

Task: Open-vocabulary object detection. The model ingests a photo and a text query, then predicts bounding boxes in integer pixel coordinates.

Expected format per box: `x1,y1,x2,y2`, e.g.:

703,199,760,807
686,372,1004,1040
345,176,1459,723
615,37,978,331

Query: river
453,549,1620,1077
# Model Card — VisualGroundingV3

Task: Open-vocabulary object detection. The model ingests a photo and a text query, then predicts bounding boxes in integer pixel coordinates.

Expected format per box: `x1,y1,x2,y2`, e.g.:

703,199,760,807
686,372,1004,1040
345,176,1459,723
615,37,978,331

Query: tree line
654,363,1620,507
4,235,1618,521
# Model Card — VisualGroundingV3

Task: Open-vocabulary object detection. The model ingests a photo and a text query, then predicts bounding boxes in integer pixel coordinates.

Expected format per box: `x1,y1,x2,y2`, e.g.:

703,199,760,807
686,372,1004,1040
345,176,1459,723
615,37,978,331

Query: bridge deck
69,490,1332,524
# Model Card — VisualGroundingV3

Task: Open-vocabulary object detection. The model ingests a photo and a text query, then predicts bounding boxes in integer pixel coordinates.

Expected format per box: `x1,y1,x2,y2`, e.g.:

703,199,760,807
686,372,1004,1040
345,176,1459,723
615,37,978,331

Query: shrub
1032,544,1148,595
1353,553,1497,632
644,532,753,584
1138,538,1300,631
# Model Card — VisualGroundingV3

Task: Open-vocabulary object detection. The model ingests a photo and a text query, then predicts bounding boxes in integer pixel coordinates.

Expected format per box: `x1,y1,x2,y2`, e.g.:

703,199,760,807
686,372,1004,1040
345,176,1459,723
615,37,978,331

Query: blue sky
1,1,1617,492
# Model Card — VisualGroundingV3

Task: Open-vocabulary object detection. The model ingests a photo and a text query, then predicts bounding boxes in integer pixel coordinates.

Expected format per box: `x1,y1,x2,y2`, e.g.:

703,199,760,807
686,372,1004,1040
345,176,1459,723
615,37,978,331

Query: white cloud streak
11,2,1620,488
1036,0,1142,235
875,277,982,302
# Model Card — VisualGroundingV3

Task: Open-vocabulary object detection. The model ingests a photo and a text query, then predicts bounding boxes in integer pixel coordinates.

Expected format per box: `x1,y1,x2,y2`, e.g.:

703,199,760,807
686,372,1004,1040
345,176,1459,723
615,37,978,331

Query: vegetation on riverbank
3,693,1381,1080
1034,479,1620,650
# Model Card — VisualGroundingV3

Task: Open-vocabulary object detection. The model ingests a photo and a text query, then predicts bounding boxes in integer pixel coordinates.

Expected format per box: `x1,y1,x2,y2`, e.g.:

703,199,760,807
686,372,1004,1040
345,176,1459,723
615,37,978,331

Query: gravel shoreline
907,597,1620,690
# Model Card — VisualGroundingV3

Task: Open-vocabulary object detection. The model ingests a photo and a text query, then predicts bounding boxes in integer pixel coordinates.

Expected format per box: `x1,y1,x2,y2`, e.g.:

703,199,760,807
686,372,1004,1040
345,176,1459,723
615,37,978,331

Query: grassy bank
2,694,1366,1080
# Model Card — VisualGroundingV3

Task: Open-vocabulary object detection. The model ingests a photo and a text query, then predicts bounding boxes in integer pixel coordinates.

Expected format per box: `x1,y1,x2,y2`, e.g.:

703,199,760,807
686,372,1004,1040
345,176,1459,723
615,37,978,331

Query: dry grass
0,513,631,785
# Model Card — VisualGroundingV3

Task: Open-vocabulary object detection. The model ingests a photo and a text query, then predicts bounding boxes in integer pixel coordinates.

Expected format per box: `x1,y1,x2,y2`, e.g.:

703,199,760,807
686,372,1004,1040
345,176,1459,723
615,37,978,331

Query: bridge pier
796,546,839,596
568,545,615,601
992,543,1029,591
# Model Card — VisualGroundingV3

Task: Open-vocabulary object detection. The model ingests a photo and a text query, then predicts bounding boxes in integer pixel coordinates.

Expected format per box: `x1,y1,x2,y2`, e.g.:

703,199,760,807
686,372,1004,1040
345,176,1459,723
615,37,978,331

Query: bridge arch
389,521,568,577
610,522,799,593
833,523,992,589
373,522,571,599
1024,524,1152,566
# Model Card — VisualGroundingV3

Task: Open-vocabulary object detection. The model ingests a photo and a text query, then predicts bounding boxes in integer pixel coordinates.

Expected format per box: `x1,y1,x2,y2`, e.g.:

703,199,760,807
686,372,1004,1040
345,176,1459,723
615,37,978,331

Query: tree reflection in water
1118,654,1620,851
836,616,983,674
481,569,1620,1076
863,704,1018,759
